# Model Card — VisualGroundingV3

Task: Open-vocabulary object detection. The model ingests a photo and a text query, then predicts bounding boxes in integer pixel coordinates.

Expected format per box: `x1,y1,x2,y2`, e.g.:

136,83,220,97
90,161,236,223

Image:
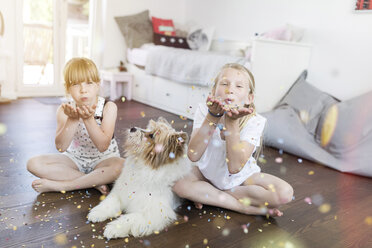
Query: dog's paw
104,221,129,239
87,209,107,223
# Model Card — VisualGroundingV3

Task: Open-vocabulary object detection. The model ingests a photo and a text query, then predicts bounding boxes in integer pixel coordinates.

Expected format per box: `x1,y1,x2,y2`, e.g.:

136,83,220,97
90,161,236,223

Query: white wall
183,0,372,100
0,0,17,99
101,0,186,68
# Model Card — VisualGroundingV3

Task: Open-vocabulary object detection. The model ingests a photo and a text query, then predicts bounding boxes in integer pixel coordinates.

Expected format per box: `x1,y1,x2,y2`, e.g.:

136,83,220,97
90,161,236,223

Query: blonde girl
27,58,124,195
173,63,293,217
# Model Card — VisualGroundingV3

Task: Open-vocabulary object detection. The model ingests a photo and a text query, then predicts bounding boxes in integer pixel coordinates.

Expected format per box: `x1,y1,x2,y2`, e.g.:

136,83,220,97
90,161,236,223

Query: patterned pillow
153,33,190,49
186,26,214,51
115,10,153,49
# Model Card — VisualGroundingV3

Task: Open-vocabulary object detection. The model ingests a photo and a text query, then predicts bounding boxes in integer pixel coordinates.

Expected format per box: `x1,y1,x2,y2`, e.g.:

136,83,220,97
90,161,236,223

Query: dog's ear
157,117,170,125
147,119,156,129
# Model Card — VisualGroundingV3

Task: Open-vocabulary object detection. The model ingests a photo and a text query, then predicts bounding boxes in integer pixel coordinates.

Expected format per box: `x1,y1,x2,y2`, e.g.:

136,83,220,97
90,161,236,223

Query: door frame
15,0,67,97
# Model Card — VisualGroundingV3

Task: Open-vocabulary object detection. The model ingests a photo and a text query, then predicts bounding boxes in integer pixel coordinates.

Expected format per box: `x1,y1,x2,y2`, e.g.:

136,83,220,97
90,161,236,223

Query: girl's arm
187,112,221,162
55,105,79,152
81,102,117,153
224,118,255,174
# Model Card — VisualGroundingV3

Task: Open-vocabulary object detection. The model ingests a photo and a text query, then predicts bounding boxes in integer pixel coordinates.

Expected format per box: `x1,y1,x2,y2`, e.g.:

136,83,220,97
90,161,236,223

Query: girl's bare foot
194,202,203,209
95,185,110,195
32,179,62,193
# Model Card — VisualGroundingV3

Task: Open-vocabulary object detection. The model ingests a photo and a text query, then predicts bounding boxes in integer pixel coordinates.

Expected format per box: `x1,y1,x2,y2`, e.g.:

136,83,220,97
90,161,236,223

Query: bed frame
128,38,312,119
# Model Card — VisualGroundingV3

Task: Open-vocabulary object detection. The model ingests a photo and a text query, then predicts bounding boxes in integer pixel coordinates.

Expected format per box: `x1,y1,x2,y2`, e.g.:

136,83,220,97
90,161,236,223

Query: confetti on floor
318,203,331,213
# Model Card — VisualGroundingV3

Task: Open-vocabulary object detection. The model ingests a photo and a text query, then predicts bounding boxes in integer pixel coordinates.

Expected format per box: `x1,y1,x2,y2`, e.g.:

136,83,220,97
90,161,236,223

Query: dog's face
124,117,188,169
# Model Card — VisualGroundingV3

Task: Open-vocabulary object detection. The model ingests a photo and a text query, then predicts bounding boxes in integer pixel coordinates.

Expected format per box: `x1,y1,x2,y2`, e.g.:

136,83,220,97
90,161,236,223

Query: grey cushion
115,10,153,49
262,71,372,177
277,70,339,135
315,91,372,157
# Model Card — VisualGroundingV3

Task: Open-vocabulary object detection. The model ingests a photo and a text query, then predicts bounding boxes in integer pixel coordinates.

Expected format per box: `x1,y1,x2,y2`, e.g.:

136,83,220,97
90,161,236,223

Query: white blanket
145,45,247,87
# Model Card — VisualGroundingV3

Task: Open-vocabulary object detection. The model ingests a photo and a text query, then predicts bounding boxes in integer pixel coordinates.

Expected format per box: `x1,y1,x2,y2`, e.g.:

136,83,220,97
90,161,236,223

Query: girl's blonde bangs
64,58,100,89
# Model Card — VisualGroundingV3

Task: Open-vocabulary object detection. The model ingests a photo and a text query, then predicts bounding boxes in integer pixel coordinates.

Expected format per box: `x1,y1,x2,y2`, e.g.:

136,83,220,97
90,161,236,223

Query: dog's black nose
130,127,137,133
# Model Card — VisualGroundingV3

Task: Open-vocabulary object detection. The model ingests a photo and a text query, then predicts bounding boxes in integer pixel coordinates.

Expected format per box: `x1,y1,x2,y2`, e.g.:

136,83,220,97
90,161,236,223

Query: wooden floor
0,98,371,248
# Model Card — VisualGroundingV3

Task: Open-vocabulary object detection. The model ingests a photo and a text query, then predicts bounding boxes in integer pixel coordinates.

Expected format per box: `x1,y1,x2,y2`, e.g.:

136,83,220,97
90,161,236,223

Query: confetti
207,101,213,106
308,171,314,175
140,111,146,117
299,110,310,124
239,198,251,206
365,216,372,225
222,228,230,236
0,123,7,135
297,158,303,163
121,96,126,102
54,233,68,245
13,226,17,231
318,203,331,213
275,157,283,163
77,205,81,209
169,152,175,159
60,190,66,194
203,239,208,245
320,104,338,147
258,157,267,164
155,144,164,153
304,197,312,204
125,238,129,243
180,115,187,120
99,195,106,201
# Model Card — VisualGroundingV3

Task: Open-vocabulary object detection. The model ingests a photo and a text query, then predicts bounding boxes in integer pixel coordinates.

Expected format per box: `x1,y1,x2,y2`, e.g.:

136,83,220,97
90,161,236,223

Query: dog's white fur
87,119,191,239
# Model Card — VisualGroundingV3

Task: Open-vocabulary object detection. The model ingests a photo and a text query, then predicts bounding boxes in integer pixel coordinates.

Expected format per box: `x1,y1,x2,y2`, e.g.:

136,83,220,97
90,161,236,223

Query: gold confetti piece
0,123,7,135
365,216,372,225
180,115,187,120
77,205,81,209
258,157,267,164
99,195,106,201
239,197,251,206
125,238,129,243
60,190,66,194
321,104,338,147
334,215,337,220
226,216,231,220
319,203,331,213
191,86,195,90
140,111,146,117
207,101,213,106
154,230,159,234
171,120,174,124
54,233,68,245
203,239,208,245
121,96,126,102
13,226,17,231
308,171,314,175
299,110,310,124
258,228,262,232
264,202,269,206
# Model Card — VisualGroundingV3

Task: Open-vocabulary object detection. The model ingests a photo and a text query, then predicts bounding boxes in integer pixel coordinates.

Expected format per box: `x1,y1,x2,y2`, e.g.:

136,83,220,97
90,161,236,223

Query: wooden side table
100,69,133,101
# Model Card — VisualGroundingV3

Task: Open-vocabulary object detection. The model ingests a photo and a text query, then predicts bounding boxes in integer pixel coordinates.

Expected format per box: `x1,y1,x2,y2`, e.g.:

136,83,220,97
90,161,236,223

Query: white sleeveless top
193,103,266,190
65,97,120,168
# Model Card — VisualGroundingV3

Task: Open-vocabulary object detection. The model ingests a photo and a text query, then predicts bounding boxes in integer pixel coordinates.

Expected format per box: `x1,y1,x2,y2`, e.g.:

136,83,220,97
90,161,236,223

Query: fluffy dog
87,118,191,239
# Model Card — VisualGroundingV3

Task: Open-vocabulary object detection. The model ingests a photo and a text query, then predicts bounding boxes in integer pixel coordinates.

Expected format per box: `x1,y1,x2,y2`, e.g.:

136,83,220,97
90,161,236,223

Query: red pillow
151,16,175,36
